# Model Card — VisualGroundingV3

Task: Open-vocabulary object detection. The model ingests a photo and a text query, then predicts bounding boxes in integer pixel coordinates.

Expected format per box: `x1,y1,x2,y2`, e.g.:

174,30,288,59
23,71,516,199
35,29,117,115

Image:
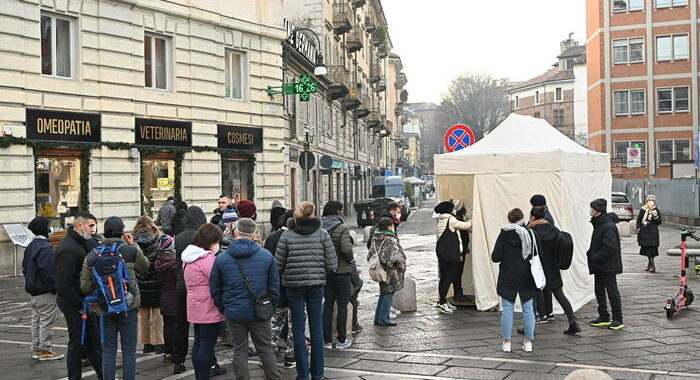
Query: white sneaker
323,342,333,349
389,312,397,319
335,339,352,350
522,341,533,353
437,303,454,314
446,302,457,311
502,341,511,353
390,307,402,315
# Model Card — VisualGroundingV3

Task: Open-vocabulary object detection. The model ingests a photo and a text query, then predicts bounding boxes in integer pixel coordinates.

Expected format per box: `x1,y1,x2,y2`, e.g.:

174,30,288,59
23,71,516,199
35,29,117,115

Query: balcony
376,76,386,92
377,45,388,59
364,14,376,33
395,72,407,89
332,3,353,35
326,66,350,100
343,89,361,110
367,112,382,131
372,27,386,46
346,27,363,53
354,93,371,119
352,0,366,8
370,63,382,83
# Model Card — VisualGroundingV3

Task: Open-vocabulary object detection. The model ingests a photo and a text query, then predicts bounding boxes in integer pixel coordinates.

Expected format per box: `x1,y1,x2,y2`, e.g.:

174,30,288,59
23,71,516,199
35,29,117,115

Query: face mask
396,213,402,220
48,226,55,237
589,210,595,218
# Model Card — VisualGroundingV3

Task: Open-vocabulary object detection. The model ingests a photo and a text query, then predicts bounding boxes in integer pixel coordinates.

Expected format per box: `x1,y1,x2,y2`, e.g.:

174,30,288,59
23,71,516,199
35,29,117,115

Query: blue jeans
102,309,138,380
192,323,220,380
374,291,395,325
286,286,324,380
501,298,535,340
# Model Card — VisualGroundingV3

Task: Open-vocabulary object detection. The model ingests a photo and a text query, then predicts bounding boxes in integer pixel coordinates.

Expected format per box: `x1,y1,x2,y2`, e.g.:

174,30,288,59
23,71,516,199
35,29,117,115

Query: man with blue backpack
80,217,149,380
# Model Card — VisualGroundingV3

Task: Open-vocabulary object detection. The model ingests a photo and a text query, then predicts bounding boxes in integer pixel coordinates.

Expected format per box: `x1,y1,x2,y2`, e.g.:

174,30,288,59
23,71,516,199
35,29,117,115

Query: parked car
611,192,634,221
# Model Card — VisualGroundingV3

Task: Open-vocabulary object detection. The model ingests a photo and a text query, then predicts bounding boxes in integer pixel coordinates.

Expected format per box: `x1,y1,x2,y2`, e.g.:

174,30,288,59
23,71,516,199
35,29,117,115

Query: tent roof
434,114,610,174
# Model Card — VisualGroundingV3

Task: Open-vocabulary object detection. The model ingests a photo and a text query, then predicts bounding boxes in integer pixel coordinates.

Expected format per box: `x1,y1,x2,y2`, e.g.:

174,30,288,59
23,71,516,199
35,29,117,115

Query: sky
381,0,586,104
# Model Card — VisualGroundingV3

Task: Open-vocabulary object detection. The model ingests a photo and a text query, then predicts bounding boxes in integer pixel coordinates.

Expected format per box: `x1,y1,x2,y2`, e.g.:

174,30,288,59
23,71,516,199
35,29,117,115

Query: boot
649,258,656,273
564,321,581,335
645,257,652,272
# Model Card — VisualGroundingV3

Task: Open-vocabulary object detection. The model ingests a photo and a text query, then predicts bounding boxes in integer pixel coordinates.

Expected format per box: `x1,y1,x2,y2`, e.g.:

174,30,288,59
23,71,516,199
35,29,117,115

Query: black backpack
554,230,574,270
436,219,462,264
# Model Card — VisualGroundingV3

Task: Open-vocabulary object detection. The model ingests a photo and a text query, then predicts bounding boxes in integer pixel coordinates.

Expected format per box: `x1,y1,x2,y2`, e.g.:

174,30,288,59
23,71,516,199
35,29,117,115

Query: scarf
641,204,655,226
502,221,533,260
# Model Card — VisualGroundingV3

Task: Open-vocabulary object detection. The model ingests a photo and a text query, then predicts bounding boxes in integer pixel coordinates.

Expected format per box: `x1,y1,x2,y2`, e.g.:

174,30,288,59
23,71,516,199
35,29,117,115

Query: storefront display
141,154,175,217
35,151,84,231
222,158,251,201
217,124,261,201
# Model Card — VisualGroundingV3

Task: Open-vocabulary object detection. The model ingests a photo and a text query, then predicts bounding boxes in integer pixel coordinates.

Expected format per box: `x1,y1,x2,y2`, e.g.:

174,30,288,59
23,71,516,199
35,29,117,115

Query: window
535,91,540,104
656,34,689,61
35,153,83,231
514,96,519,109
615,141,647,166
658,139,691,165
613,0,643,12
41,13,74,78
553,109,565,127
657,87,689,113
613,38,644,64
144,34,169,90
555,87,563,101
614,89,645,116
534,112,541,118
656,0,688,8
225,50,246,100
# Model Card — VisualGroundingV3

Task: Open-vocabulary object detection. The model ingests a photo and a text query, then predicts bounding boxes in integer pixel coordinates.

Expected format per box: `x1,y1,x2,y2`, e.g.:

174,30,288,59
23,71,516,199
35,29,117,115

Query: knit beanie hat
279,209,295,228
236,218,257,235
530,194,546,207
452,199,464,212
103,216,125,238
294,202,315,219
28,216,50,238
434,201,454,215
158,235,175,251
237,200,257,219
646,194,656,202
221,205,239,224
590,198,607,213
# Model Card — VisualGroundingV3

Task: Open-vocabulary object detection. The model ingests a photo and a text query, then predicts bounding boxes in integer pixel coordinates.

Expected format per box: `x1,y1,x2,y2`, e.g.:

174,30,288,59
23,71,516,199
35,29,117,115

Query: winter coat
54,228,92,312
320,215,354,274
530,221,562,289
637,206,662,247
366,210,400,249
175,206,208,293
275,217,338,288
587,213,623,275
80,238,150,309
543,206,556,227
155,201,176,233
491,229,538,303
210,239,280,322
182,245,224,324
436,214,472,254
172,209,187,237
22,236,56,296
155,248,178,315
134,232,171,308
369,231,406,294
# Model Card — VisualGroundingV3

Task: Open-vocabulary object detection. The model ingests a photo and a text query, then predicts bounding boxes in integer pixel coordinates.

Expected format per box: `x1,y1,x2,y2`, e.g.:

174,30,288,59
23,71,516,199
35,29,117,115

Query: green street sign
267,73,319,101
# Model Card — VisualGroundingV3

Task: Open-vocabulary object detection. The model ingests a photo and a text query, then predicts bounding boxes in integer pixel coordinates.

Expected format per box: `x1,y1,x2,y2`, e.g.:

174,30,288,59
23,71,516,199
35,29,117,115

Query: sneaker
608,320,624,330
335,338,352,350
389,312,397,319
446,302,457,311
436,303,454,314
390,307,402,315
501,341,511,353
323,342,333,349
352,324,363,334
589,317,611,327
38,350,65,361
522,341,533,353
535,316,548,324
283,360,296,369
545,314,555,321
173,363,186,374
210,363,227,376
32,350,40,360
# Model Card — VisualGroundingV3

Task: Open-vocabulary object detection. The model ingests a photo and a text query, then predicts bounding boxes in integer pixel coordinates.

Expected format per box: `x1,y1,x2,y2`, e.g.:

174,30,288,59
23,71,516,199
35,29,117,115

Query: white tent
434,114,611,311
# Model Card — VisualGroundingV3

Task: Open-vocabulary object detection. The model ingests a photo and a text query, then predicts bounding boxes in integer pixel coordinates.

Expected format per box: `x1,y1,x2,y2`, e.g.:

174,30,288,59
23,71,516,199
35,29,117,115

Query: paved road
2,201,700,379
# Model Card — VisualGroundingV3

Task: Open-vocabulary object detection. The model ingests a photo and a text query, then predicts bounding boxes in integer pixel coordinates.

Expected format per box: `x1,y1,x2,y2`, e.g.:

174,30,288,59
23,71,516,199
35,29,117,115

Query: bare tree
439,73,510,140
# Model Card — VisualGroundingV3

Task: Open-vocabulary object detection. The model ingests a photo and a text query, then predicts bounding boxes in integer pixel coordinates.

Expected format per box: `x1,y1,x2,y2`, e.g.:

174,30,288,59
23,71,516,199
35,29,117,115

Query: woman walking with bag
368,217,406,326
637,195,662,273
434,201,472,314
492,208,538,353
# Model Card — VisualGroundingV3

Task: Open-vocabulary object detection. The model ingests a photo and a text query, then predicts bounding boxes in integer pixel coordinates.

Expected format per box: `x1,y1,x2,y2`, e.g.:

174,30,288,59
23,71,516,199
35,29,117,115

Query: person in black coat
172,201,188,237
637,194,662,273
528,207,580,335
492,208,537,353
530,194,555,227
54,212,103,380
587,198,624,330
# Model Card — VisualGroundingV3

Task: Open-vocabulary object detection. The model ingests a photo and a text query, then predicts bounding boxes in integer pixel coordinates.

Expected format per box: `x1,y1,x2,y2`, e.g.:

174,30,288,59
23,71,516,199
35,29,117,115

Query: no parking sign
443,124,476,153
627,147,641,168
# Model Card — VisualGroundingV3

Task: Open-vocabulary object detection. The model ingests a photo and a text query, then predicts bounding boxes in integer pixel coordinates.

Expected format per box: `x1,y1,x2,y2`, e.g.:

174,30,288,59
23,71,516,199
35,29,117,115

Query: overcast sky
381,0,586,104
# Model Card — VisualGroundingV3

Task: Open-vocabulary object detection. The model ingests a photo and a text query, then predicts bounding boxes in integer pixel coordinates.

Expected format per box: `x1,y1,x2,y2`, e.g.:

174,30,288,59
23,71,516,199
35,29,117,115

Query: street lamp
287,27,327,77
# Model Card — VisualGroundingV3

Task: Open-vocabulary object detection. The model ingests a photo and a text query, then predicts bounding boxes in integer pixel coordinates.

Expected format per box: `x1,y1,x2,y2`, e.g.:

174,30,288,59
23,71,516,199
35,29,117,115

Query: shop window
35,151,83,231
41,13,74,78
222,158,252,202
142,156,175,217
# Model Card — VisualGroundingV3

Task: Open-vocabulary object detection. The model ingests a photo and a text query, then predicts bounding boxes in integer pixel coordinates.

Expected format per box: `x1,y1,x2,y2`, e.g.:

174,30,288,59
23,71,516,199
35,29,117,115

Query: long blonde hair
133,215,159,234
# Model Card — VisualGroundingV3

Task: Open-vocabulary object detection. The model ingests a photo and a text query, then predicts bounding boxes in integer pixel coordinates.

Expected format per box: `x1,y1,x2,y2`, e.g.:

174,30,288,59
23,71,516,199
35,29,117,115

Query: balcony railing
352,0,366,8
370,63,382,83
376,76,386,92
364,13,376,33
395,72,407,89
326,66,350,100
332,3,353,35
346,27,363,53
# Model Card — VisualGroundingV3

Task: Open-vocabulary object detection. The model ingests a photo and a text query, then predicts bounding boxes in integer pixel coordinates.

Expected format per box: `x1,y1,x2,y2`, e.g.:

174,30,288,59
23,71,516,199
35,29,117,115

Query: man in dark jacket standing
587,198,624,330
155,196,177,236
23,216,63,361
211,218,281,380
54,212,103,380
320,201,355,349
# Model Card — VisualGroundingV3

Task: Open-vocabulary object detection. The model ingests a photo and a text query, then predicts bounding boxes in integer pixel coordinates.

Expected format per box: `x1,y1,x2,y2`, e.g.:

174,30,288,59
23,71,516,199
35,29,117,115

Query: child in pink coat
182,224,224,380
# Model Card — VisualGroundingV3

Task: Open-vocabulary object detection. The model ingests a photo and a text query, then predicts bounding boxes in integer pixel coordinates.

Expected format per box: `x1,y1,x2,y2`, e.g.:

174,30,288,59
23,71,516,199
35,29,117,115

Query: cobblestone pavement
2,200,700,379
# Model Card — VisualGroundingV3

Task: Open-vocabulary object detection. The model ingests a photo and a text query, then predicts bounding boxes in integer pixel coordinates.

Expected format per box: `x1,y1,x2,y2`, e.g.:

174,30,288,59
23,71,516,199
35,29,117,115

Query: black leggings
536,286,576,324
438,262,458,304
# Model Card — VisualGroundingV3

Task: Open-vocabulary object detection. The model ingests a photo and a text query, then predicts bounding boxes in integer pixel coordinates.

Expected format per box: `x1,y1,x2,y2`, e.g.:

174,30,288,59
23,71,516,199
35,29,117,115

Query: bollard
629,219,638,234
363,226,372,242
393,276,417,312
563,369,613,380
617,221,631,237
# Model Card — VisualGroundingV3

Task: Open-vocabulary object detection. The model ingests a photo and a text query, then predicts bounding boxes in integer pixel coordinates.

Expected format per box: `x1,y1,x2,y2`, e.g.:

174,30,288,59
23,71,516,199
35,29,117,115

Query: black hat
530,194,546,207
103,216,125,238
167,196,176,202
28,216,50,238
590,198,607,213
434,201,454,215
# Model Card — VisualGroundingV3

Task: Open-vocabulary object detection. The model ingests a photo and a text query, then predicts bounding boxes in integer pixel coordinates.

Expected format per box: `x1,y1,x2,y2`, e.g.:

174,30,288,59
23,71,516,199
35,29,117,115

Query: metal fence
613,178,700,218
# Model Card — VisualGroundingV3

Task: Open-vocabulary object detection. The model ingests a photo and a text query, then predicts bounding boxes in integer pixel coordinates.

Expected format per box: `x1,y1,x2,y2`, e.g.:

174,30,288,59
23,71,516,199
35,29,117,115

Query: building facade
401,107,422,177
587,0,697,179
407,102,443,173
507,37,587,140
0,0,286,274
281,0,408,213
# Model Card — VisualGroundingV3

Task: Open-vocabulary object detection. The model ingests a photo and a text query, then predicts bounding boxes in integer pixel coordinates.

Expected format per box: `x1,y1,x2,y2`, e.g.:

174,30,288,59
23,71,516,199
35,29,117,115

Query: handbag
368,240,388,283
528,229,547,290
435,219,462,264
234,257,274,320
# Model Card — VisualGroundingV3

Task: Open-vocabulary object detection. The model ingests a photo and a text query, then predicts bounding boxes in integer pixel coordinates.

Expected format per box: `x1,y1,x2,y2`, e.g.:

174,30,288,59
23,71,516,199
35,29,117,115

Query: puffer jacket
491,229,538,303
320,215,354,274
22,236,56,296
155,249,178,315
436,214,472,253
175,206,207,293
587,213,623,275
275,217,338,288
80,238,150,309
182,245,224,324
210,239,280,322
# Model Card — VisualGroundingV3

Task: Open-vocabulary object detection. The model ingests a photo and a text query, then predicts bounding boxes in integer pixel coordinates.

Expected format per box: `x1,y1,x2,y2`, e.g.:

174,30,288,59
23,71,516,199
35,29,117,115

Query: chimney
560,32,578,53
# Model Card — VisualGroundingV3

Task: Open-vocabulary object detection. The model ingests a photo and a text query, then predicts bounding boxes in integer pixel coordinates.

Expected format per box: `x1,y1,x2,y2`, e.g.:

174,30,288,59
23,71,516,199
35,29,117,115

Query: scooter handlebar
679,226,700,241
